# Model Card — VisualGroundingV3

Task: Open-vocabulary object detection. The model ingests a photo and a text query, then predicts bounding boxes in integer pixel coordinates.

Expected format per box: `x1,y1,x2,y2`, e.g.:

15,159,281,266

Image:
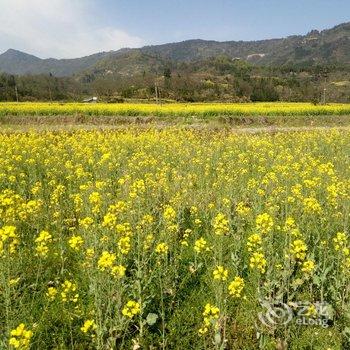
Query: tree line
0,57,349,103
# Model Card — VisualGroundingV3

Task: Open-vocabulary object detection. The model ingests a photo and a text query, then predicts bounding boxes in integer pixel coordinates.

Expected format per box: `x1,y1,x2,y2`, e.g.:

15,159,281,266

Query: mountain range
0,22,349,78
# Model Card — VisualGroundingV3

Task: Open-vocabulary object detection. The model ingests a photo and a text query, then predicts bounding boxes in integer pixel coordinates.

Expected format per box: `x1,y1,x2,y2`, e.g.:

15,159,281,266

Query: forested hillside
0,22,349,102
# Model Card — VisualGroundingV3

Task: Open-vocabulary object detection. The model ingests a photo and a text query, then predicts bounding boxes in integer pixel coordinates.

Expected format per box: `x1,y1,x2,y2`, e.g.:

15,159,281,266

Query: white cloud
0,0,144,58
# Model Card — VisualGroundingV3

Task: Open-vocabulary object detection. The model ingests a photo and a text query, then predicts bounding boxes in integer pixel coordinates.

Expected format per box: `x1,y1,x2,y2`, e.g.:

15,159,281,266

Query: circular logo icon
258,301,293,327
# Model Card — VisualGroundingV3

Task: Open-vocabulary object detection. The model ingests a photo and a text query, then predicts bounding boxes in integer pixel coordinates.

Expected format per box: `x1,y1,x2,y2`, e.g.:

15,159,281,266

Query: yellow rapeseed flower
9,323,33,349
301,260,315,274
212,213,229,236
213,265,228,281
249,252,267,273
122,300,141,318
68,235,84,251
290,239,308,261
228,277,245,298
155,242,169,255
46,287,58,301
98,251,116,270
198,303,220,334
255,213,274,234
81,319,97,333
194,237,208,253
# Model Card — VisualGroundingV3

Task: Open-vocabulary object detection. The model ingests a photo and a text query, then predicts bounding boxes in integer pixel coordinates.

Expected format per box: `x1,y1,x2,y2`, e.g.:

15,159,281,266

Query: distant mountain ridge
0,22,349,77
0,49,111,76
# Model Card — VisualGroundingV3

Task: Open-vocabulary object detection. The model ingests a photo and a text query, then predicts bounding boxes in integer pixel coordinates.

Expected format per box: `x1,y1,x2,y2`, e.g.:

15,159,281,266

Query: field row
1,102,350,117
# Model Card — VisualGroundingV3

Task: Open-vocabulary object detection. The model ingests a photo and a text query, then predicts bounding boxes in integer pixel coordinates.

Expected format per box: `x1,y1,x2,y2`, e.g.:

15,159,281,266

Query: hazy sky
0,0,349,58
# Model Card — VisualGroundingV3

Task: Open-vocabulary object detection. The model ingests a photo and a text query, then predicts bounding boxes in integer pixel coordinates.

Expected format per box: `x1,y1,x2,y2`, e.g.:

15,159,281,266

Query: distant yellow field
1,102,350,116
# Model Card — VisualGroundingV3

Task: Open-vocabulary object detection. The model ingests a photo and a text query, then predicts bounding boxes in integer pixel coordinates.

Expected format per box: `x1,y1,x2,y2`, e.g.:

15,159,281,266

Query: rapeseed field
0,128,349,349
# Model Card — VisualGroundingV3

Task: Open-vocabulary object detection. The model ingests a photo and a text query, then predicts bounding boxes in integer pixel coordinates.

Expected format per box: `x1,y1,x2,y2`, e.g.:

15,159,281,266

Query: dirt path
1,123,350,133
226,125,350,133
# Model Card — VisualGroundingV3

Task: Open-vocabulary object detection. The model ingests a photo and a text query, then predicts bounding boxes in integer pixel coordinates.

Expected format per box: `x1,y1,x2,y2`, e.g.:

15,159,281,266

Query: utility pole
15,85,19,102
48,73,53,102
322,88,326,105
155,83,159,104
321,74,327,105
48,84,52,102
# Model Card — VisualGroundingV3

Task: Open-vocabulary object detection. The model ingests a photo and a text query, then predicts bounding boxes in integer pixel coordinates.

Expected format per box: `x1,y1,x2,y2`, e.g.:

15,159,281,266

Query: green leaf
214,332,222,345
146,313,158,326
